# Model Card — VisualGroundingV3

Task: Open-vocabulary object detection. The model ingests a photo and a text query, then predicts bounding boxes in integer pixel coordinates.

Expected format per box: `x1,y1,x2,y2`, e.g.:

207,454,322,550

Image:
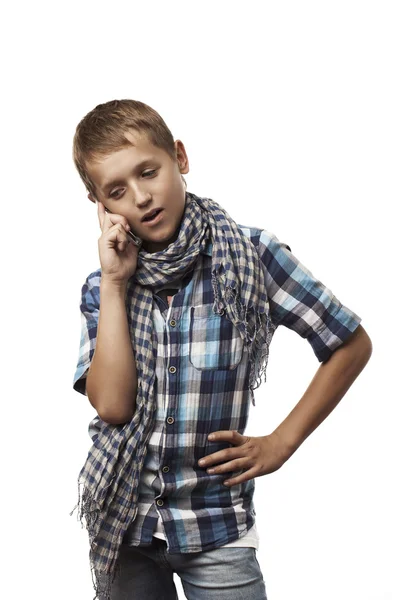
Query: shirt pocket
189,304,244,370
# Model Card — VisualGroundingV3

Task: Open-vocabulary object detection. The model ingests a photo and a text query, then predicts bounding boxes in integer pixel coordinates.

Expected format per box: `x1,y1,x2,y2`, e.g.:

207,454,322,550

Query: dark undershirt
157,287,179,306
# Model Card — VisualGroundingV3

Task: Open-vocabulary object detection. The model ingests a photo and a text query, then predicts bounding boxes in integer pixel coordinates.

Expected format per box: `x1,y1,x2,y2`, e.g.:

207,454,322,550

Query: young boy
71,99,372,600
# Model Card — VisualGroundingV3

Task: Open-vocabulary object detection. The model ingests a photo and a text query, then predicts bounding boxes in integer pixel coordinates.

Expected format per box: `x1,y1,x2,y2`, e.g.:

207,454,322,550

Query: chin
156,221,178,239
145,229,170,243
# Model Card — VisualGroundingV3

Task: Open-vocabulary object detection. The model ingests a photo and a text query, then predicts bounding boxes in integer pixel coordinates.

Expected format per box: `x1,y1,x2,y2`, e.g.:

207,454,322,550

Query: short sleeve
256,229,362,362
72,270,101,396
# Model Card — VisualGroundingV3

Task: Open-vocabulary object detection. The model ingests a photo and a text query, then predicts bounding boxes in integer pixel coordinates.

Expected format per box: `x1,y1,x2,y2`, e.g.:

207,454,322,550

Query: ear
174,139,189,175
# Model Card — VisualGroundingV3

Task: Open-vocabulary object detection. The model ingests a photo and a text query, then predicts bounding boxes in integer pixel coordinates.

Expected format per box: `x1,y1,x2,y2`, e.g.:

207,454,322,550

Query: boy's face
86,130,189,253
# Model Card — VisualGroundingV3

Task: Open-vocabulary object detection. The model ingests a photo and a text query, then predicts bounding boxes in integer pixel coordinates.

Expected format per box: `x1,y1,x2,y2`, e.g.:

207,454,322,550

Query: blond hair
72,99,186,197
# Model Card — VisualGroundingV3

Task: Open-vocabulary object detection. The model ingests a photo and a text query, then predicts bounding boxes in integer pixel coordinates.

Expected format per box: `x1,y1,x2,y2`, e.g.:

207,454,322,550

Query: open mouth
142,208,163,222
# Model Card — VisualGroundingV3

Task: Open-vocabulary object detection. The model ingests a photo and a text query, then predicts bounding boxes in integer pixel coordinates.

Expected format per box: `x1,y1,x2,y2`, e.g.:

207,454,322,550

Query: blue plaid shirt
72,226,362,553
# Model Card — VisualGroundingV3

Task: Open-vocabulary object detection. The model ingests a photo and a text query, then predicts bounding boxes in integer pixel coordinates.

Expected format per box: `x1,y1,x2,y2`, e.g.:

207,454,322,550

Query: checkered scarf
70,191,275,600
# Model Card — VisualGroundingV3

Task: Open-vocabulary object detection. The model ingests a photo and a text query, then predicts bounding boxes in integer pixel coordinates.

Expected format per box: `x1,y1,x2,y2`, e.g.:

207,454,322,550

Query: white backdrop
1,1,399,599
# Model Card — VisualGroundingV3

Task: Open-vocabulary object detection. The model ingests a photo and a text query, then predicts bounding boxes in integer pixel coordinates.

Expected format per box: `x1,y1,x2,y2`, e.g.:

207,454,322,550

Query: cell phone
104,207,143,248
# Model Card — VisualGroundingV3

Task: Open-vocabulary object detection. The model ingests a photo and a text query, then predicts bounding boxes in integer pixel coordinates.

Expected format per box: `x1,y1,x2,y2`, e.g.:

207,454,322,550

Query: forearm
273,324,373,458
86,278,137,424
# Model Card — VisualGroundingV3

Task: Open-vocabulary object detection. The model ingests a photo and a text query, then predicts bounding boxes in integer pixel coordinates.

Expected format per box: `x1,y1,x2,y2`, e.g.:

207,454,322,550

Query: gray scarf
70,191,275,600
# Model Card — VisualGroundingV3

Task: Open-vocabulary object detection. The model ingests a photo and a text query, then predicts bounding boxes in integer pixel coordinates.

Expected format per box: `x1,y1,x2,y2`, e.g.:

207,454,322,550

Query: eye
110,189,123,199
109,170,157,198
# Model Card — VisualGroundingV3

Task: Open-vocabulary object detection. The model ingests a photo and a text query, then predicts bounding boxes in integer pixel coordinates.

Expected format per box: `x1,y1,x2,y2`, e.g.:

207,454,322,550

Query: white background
1,1,399,599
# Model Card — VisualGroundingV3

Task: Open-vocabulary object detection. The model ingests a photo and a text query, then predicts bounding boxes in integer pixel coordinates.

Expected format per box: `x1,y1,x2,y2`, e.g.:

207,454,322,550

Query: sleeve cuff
72,365,90,396
309,304,363,362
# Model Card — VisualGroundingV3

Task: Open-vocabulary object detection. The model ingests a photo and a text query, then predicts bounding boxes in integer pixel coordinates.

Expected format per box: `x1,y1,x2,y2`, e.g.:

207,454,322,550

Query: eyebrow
100,158,157,194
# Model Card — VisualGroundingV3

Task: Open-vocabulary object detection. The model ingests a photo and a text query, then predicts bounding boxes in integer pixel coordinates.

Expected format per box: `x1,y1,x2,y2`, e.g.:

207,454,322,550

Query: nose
132,185,152,208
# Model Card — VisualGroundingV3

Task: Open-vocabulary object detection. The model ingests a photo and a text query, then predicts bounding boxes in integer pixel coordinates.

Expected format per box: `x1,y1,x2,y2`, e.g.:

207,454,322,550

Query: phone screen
104,207,143,248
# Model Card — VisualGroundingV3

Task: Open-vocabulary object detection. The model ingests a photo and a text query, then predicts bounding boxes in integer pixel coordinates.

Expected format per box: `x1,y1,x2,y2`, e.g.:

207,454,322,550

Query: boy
71,99,372,600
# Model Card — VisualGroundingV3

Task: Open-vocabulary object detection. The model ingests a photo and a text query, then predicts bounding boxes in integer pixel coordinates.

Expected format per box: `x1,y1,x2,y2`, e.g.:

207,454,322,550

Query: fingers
206,457,249,475
222,466,259,487
103,222,135,253
199,446,239,467
97,199,105,230
97,200,131,234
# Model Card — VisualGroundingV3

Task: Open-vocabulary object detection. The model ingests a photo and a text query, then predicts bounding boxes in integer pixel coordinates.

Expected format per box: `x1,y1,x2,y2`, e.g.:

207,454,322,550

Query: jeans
101,536,268,600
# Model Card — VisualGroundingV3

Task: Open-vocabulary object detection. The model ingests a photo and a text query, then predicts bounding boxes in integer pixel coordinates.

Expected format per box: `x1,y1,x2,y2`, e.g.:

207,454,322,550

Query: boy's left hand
198,430,292,487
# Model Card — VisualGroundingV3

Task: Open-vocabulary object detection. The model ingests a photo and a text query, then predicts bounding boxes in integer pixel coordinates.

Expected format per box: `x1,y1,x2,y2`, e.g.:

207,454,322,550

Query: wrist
101,276,128,293
270,429,299,461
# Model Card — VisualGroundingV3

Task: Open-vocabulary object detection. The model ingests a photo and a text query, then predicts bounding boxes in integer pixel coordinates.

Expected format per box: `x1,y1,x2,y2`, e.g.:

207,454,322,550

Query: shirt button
166,416,174,424
162,466,170,473
170,319,176,327
169,366,177,374
156,499,164,506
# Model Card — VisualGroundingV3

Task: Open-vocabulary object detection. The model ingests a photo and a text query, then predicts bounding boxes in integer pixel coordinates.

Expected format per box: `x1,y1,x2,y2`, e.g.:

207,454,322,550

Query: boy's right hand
97,200,140,284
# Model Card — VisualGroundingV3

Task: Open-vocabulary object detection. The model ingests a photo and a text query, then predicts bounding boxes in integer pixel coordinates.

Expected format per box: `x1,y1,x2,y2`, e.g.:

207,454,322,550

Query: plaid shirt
72,225,362,553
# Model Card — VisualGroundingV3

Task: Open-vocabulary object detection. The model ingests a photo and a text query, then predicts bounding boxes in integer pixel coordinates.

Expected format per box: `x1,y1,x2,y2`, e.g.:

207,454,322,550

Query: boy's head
73,99,189,253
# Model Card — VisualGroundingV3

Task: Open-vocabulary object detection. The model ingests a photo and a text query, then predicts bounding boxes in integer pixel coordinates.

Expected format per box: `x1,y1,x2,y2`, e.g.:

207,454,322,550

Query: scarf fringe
248,309,276,406
212,271,276,407
69,391,155,599
70,479,126,600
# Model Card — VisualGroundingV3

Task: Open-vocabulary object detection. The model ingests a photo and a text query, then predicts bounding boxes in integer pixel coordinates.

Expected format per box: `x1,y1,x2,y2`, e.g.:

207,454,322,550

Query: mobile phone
104,207,143,248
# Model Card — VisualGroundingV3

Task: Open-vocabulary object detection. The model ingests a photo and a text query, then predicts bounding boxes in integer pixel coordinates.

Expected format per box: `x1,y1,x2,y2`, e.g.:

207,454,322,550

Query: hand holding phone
96,201,141,284
104,207,143,248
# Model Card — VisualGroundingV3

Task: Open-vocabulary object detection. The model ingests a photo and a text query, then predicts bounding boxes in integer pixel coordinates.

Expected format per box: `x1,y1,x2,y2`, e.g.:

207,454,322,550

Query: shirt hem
123,517,256,554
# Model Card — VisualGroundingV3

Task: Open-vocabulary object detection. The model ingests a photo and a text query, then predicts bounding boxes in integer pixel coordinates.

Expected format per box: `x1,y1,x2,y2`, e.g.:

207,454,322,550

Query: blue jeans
102,536,268,599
